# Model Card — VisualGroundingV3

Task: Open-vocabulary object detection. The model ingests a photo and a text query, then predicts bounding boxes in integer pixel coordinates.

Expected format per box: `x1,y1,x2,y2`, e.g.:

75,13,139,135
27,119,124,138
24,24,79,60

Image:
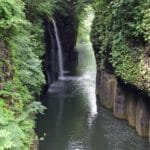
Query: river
36,44,149,150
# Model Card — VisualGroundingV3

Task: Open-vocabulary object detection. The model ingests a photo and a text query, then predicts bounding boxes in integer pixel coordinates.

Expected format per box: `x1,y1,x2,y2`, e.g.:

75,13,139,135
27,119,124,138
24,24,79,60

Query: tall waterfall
52,19,64,78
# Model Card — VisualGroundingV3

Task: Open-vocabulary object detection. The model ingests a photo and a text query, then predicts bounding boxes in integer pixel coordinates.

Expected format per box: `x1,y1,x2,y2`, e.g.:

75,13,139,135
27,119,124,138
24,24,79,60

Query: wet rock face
96,71,117,109
113,83,127,119
136,99,149,137
42,13,78,87
96,70,150,139
43,19,59,85
127,94,137,127
54,13,79,64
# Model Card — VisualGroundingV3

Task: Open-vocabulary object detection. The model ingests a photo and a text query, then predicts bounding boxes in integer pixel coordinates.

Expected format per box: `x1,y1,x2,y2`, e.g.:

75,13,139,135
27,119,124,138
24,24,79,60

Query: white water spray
51,19,64,78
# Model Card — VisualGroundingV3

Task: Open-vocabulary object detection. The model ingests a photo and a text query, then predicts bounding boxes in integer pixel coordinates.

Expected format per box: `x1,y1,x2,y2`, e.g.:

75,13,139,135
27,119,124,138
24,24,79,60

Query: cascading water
51,19,64,78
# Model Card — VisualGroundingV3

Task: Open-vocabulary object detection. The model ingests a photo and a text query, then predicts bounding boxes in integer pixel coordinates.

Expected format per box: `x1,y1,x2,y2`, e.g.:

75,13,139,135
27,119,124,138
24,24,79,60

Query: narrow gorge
0,0,150,150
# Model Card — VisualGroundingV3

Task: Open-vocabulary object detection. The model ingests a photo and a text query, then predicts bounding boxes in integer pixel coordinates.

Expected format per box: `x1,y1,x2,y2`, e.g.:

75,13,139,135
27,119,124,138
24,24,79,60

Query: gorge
0,0,150,150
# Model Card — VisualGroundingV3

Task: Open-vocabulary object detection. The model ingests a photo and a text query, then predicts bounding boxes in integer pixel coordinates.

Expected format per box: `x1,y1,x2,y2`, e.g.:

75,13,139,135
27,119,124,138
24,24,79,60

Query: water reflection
79,70,97,127
36,44,150,150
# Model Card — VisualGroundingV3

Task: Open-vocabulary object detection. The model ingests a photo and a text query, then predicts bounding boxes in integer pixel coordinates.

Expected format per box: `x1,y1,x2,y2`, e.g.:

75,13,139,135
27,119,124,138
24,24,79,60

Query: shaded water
36,44,150,150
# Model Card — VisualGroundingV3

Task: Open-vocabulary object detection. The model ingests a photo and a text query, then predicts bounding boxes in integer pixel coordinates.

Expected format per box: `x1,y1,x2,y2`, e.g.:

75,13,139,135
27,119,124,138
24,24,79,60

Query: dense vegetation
1,0,149,149
0,0,91,149
0,0,47,149
91,0,150,94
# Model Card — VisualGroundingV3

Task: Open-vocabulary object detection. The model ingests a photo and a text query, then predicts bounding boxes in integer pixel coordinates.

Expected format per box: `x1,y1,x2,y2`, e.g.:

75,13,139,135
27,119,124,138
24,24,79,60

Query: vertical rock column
96,70,101,98
96,70,150,139
97,71,117,109
113,83,127,119
136,99,149,137
127,94,137,127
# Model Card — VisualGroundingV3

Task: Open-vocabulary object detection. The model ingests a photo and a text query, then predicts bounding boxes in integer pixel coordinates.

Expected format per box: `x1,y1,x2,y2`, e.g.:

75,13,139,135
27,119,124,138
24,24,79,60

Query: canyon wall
43,13,78,86
96,70,150,140
91,0,150,140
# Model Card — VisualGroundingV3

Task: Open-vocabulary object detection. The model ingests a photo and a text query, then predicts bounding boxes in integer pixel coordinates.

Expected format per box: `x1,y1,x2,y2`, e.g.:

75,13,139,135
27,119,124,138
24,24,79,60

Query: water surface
36,44,150,150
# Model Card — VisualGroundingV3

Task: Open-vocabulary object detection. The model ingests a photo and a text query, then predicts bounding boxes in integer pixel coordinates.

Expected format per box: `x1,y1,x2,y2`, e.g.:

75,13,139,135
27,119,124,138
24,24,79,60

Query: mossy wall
91,0,150,95
91,0,150,140
0,0,46,149
0,0,87,149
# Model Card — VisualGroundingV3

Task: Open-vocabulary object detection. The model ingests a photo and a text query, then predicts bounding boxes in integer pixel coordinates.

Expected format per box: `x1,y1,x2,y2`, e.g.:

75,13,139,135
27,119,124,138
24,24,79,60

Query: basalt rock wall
42,13,78,86
96,70,150,140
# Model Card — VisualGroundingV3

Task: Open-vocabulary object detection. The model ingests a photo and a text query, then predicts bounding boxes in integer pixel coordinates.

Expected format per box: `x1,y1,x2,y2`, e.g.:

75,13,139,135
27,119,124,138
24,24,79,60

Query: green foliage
141,8,150,41
0,0,46,95
9,27,45,95
24,0,56,19
0,102,45,150
0,80,46,149
0,0,93,149
110,37,140,83
77,6,94,44
0,0,27,38
0,0,48,149
24,0,92,20
91,0,150,93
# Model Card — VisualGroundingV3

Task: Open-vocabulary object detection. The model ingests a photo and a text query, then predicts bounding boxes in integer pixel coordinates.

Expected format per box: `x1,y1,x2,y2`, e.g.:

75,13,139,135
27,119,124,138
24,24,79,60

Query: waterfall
51,19,64,78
